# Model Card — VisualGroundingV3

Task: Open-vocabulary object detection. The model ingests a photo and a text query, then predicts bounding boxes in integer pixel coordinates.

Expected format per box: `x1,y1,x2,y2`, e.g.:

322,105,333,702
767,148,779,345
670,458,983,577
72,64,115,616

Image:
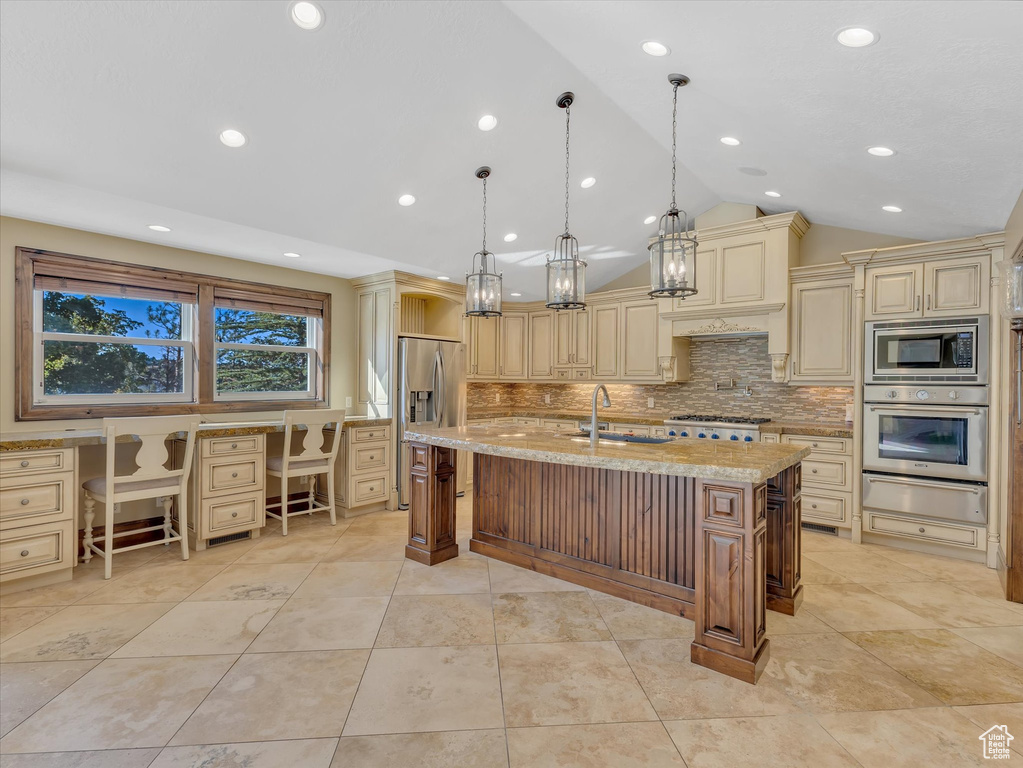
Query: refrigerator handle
434,350,446,426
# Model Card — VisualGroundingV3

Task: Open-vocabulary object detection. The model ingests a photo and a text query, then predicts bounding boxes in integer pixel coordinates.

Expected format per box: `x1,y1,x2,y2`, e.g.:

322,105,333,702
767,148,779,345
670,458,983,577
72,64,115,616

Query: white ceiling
1,0,1020,301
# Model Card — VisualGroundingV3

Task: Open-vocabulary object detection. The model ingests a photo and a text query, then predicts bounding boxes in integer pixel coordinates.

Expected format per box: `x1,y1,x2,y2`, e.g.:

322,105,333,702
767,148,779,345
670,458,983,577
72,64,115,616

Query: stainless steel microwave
865,316,988,384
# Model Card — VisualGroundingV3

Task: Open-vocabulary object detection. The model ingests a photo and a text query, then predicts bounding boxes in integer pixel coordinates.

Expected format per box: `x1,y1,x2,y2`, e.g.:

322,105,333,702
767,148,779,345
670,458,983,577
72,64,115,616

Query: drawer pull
231,443,238,449
369,454,375,460
231,512,239,518
918,527,926,533
368,485,375,491
811,503,818,509
20,498,30,505
231,472,239,478
20,550,29,557
20,460,29,467
811,469,818,474
812,442,819,447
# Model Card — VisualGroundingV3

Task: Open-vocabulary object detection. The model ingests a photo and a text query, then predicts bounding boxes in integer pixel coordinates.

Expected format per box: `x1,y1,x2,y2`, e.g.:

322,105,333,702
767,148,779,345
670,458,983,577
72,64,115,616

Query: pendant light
465,166,503,317
546,91,587,310
649,74,699,299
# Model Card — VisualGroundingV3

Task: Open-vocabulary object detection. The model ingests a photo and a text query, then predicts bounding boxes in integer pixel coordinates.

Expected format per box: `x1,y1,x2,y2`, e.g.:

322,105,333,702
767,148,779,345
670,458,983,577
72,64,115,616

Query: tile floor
1,498,1021,767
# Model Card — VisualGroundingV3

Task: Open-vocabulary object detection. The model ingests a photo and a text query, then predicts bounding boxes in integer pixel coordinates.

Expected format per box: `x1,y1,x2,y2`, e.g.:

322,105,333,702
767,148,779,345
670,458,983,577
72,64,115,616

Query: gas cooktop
667,415,771,425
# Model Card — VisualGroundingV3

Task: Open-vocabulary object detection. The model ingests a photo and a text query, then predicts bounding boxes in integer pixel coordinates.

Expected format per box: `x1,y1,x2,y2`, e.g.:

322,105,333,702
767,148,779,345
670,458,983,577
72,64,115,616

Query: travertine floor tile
184,562,314,601
74,563,225,605
589,591,695,641
847,629,1023,705
376,593,494,647
800,534,858,553
152,738,340,768
0,571,119,609
322,534,408,562
393,557,491,595
343,515,409,537
0,660,98,737
248,596,388,652
763,633,943,713
148,537,259,565
0,606,64,643
499,641,657,727
954,578,1016,602
873,548,998,582
952,625,1023,666
333,730,508,768
803,552,928,584
343,645,504,735
488,560,585,594
817,706,1006,766
233,533,338,564
171,650,368,744
618,638,801,720
291,561,402,599
766,607,834,635
802,583,940,632
112,599,283,657
0,655,236,752
799,558,852,585
0,603,174,662
664,714,859,767
0,749,163,767
865,581,1023,628
507,722,686,768
954,701,1023,740
494,592,610,644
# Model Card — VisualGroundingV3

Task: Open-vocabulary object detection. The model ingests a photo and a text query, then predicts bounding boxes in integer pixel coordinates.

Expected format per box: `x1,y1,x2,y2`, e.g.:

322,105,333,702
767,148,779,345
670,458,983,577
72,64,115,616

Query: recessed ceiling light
398,194,416,206
437,276,450,281
644,215,657,225
290,1,324,30
477,115,498,131
503,233,518,242
882,205,902,213
219,129,247,148
764,191,782,198
836,27,878,48
720,137,741,146
283,252,301,258
148,225,171,232
867,146,896,157
580,177,596,189
510,292,522,297
641,41,670,57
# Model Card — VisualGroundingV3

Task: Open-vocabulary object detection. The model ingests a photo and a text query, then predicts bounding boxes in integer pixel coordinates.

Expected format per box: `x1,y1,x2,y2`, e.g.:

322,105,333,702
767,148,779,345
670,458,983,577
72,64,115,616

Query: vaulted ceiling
1,0,1020,300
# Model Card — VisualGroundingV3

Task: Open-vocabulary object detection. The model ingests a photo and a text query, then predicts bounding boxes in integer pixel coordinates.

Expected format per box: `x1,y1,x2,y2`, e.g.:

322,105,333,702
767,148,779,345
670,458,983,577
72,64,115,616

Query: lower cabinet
336,425,392,516
779,434,853,529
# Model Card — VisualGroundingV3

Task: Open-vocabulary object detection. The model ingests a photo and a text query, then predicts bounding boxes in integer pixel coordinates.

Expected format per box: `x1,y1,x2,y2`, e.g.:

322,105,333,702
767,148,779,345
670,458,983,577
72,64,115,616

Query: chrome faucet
590,383,611,447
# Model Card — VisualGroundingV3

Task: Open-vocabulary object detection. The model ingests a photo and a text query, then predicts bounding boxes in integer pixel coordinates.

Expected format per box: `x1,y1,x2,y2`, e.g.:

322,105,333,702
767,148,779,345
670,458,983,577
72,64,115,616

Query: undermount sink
568,431,675,445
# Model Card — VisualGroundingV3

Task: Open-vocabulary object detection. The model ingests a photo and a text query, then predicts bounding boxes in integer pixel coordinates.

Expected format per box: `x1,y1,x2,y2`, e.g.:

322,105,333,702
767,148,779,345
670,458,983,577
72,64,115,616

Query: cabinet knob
811,468,818,474
231,512,238,518
231,443,238,449
231,472,239,478
811,503,818,509
20,550,29,557
369,486,375,491
369,455,375,460
918,527,926,533
811,442,819,448
19,460,29,467
20,498,30,506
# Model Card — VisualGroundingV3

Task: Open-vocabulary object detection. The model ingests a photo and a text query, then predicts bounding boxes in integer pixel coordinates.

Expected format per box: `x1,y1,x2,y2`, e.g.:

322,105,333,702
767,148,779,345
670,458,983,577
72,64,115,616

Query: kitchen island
404,423,810,683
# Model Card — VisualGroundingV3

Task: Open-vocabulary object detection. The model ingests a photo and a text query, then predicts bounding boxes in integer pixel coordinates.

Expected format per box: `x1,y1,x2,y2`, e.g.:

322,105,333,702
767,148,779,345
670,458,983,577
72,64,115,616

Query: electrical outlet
544,394,551,405
345,396,352,408
647,397,655,409
496,392,501,404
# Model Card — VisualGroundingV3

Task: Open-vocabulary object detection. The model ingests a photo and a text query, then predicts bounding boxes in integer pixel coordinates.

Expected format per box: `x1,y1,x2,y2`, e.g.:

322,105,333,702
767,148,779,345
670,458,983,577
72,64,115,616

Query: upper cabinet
619,300,662,381
356,285,392,410
591,304,620,379
528,311,555,380
466,315,500,379
864,255,990,320
671,245,717,309
789,274,854,384
499,312,528,380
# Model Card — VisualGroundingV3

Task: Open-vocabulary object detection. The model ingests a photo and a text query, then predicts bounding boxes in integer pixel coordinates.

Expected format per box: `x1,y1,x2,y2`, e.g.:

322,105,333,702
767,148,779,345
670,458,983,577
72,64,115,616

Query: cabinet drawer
203,493,263,536
351,426,390,443
760,433,780,444
802,490,850,526
353,475,388,504
802,456,851,489
0,520,74,579
205,457,263,496
512,417,540,426
353,442,389,473
541,419,578,431
572,369,591,380
0,477,72,530
866,511,982,549
202,435,264,458
0,449,72,478
782,435,851,455
555,368,571,380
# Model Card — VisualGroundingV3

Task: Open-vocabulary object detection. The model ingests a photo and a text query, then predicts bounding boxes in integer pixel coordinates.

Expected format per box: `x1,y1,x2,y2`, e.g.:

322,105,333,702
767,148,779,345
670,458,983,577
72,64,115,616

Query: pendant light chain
671,81,679,210
481,174,487,254
564,103,571,235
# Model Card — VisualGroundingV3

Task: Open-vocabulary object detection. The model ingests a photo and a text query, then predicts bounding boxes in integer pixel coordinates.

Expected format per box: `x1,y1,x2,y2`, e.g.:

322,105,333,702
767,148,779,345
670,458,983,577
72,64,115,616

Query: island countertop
406,423,810,484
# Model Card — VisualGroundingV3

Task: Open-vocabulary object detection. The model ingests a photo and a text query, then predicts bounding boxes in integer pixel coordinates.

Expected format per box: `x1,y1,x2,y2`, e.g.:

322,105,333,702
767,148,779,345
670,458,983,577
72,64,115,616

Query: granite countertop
758,421,854,438
467,409,671,427
0,416,392,452
406,423,809,484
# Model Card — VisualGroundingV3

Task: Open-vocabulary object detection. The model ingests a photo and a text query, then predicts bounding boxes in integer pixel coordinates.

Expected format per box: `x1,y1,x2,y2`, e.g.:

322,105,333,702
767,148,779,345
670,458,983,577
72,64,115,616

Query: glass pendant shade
546,233,587,310
649,207,698,299
466,251,502,317
997,258,1023,320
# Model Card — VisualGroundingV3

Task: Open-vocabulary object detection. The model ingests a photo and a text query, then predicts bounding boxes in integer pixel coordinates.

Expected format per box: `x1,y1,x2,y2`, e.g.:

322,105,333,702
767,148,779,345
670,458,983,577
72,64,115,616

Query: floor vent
802,522,839,536
208,531,252,547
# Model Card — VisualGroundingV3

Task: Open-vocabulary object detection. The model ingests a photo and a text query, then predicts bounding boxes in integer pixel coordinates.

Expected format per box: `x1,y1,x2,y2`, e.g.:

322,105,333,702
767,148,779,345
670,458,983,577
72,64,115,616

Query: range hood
663,307,789,382
671,316,771,338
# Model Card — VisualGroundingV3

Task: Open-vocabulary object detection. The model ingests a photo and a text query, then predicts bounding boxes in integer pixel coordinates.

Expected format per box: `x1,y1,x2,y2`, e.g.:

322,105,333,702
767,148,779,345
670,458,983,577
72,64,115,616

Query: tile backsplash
468,336,853,422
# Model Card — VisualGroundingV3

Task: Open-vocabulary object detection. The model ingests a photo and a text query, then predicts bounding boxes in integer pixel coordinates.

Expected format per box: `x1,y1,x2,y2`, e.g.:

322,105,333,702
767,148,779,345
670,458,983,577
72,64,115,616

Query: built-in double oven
862,317,990,531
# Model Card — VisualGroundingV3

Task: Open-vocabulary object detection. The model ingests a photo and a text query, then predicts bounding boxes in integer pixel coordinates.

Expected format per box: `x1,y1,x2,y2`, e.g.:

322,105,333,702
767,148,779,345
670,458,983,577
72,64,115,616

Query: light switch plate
544,394,551,405
346,396,352,408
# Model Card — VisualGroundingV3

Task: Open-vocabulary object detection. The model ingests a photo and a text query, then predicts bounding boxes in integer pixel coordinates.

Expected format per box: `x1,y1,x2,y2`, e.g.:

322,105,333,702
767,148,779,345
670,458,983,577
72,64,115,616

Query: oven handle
864,474,983,494
867,405,984,415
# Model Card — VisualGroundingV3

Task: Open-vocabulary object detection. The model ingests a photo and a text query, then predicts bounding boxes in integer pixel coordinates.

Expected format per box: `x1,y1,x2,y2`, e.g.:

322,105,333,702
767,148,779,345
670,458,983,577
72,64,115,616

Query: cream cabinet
672,245,717,309
0,448,76,589
356,285,392,407
467,316,500,379
608,423,652,436
336,424,391,516
554,308,590,378
591,304,620,379
780,434,852,530
528,311,555,380
499,312,528,379
865,256,990,320
620,300,661,381
789,277,854,384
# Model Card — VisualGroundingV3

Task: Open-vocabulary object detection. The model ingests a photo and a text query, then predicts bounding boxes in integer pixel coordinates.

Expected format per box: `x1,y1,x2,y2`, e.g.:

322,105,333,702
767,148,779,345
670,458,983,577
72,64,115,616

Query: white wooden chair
266,409,345,535
81,416,199,580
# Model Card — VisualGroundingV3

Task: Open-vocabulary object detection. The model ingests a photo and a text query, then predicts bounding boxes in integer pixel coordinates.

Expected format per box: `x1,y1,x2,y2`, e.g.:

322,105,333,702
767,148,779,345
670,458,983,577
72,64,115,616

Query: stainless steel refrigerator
397,337,467,509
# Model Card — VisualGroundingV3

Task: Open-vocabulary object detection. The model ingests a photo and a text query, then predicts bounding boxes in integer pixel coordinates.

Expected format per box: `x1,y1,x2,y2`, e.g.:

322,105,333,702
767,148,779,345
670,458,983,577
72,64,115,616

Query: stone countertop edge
757,421,854,438
407,425,811,485
0,416,392,452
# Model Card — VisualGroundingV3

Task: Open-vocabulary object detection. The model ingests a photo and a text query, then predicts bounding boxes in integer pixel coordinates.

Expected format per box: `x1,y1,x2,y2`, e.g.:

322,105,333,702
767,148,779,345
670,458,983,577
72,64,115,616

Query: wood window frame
15,247,332,421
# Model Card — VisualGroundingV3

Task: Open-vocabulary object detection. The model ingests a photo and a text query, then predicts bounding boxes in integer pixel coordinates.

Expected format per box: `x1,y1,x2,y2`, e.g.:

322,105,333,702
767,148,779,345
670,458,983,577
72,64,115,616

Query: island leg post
405,442,459,566
691,479,770,684
765,464,803,616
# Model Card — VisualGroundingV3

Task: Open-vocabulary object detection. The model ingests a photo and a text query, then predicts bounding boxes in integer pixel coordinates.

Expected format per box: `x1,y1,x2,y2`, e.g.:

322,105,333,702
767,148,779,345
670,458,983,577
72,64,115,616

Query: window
16,248,331,420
